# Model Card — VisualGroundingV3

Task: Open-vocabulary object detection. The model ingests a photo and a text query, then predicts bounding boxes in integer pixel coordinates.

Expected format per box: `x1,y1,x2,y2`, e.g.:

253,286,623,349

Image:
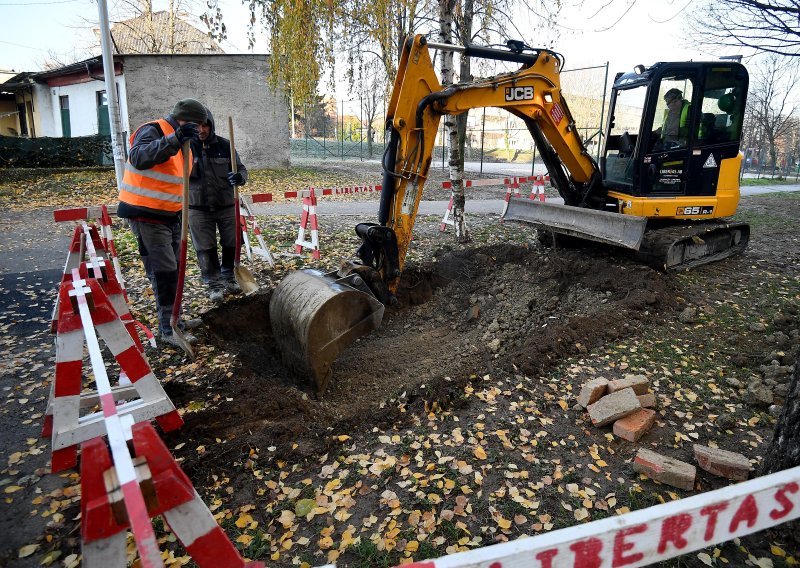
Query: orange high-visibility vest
119,119,191,213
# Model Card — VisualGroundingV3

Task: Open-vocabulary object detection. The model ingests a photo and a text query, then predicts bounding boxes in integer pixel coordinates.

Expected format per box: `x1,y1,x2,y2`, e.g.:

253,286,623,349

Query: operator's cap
171,98,207,123
664,88,682,103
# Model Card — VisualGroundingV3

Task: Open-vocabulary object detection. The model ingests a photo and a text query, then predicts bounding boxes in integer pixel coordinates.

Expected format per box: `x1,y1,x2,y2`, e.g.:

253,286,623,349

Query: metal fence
740,147,800,181
291,62,610,174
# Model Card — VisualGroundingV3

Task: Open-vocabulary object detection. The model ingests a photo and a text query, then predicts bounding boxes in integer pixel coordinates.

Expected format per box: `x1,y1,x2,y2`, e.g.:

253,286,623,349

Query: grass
740,176,800,186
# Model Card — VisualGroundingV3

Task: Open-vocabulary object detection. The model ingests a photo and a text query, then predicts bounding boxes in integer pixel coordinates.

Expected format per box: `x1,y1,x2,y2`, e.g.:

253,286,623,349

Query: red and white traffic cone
295,188,321,260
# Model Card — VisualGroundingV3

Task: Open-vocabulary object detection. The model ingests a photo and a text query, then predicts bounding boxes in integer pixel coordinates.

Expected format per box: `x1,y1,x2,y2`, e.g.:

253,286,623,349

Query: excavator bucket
269,269,385,396
503,197,648,250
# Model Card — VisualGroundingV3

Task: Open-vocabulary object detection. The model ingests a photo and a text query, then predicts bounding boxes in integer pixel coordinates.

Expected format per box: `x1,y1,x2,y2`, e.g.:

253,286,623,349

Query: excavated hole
168,244,675,482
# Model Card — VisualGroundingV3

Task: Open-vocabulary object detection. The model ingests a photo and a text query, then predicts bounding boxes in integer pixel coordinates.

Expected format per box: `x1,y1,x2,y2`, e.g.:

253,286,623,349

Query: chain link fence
291,62,610,173
740,147,800,181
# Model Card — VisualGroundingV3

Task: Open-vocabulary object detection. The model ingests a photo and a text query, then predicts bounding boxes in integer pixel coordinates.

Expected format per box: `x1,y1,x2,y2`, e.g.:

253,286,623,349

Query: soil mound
168,244,674,482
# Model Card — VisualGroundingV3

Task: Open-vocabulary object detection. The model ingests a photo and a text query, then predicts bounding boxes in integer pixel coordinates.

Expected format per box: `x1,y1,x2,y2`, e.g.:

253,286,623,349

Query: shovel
169,140,195,358
228,116,259,295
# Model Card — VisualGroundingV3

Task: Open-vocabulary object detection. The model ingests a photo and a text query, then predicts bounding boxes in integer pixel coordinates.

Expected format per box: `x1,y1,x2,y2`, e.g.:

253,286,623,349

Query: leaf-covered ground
0,165,798,568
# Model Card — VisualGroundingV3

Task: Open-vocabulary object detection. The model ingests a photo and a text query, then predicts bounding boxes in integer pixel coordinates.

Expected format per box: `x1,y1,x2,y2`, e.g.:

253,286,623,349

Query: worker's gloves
175,123,200,144
227,172,245,186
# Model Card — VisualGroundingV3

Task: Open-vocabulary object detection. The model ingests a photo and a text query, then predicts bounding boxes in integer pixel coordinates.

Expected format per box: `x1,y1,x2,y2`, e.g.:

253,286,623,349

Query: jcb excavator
270,34,750,394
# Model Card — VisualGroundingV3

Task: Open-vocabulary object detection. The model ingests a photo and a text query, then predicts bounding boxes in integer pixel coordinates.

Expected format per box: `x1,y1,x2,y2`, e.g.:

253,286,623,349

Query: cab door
639,70,697,197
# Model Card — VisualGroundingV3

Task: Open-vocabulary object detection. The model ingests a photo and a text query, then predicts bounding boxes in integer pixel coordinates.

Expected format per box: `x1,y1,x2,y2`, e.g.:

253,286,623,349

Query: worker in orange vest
118,98,206,348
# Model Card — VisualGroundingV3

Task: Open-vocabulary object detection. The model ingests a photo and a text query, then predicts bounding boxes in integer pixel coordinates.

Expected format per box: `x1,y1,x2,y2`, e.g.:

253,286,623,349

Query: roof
109,10,223,55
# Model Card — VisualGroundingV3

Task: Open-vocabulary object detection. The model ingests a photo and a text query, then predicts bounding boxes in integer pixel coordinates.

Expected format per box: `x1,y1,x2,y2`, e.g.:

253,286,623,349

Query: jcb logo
505,86,534,101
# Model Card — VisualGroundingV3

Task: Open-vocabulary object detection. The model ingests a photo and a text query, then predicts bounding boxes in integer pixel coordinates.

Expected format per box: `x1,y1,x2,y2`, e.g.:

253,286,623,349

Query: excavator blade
269,269,385,396
503,198,648,250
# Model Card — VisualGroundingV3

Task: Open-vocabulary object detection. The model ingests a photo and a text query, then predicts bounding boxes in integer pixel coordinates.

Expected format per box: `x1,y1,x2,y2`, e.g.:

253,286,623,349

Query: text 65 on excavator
270,34,750,395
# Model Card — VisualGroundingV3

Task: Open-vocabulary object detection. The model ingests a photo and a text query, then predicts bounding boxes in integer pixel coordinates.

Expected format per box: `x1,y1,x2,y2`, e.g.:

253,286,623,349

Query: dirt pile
168,243,675,485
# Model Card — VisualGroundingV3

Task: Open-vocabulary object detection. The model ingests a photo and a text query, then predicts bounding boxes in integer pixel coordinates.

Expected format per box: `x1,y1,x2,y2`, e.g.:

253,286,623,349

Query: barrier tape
315,465,799,568
68,272,164,568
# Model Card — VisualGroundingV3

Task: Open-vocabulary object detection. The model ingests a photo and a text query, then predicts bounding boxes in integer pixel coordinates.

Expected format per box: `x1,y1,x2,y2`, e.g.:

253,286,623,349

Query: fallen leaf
19,544,39,558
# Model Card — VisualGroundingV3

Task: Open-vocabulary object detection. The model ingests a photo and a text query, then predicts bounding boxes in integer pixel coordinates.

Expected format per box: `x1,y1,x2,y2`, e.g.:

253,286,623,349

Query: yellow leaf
235,513,253,529
473,446,487,460
18,544,39,558
236,534,253,545
558,399,569,411
39,550,61,566
406,541,419,553
4,485,22,494
337,435,351,442
771,546,786,557
319,536,334,550
574,508,589,521
496,516,512,530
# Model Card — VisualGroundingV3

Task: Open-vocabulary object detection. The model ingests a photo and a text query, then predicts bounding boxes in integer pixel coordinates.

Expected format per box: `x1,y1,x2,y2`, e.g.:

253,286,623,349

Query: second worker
189,107,247,302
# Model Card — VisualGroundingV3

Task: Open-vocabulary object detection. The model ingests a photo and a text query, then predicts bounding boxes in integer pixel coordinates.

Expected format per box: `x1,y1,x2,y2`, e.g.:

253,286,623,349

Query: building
0,53,289,169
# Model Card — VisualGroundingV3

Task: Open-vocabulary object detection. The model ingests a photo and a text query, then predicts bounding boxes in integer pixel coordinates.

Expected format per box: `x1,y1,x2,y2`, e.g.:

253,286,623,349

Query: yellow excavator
270,34,750,394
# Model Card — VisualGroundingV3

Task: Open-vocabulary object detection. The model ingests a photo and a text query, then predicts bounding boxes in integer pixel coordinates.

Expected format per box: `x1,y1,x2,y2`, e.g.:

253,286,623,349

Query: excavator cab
602,62,748,215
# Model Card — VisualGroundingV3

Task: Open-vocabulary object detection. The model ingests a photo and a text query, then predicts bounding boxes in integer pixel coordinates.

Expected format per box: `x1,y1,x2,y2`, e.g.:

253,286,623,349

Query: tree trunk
760,351,800,474
439,0,470,243
450,0,474,244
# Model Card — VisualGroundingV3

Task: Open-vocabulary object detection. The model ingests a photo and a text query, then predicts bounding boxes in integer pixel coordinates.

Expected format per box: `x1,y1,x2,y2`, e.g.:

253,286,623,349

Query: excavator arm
271,34,624,395
358,34,603,298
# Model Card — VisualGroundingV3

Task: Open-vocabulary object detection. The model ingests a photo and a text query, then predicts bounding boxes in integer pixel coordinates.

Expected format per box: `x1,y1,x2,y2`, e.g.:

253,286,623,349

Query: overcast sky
0,0,721,79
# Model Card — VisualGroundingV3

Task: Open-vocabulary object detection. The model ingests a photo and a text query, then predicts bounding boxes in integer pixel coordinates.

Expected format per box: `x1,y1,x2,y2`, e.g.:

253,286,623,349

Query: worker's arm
128,123,181,170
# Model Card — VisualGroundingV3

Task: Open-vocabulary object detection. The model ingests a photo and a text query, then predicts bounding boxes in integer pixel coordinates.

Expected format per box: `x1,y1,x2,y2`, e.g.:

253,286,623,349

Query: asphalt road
251,183,800,217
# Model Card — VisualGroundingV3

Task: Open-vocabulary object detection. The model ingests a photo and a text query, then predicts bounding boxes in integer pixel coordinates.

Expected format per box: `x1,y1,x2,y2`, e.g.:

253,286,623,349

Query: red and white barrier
53,206,155,342
44,270,182,473
81,421,264,568
529,175,548,201
240,195,275,267
315,465,799,568
295,188,321,260
440,196,456,232
67,273,163,567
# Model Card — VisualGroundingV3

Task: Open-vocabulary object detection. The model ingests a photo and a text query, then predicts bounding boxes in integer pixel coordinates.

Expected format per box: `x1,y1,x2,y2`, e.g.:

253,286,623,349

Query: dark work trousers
188,206,238,291
128,219,181,335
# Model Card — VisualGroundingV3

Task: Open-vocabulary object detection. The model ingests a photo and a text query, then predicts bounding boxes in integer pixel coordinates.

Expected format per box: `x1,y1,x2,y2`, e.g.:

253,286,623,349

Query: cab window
696,67,746,145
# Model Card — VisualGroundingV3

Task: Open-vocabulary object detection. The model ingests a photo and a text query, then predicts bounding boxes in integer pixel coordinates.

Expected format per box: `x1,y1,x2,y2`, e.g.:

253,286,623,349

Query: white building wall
46,77,126,137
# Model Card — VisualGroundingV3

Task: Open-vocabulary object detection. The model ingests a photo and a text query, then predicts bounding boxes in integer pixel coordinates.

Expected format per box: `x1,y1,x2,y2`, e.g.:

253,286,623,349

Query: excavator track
635,221,750,271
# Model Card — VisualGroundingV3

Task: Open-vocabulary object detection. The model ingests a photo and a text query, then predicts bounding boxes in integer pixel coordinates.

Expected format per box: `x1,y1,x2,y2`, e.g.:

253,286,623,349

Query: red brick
587,388,641,427
693,445,751,481
633,448,696,491
577,378,609,408
637,393,656,408
607,374,650,395
613,408,656,442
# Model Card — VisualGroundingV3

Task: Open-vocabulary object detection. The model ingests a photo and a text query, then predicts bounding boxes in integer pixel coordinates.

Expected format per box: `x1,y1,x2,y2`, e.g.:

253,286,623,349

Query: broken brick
633,448,696,491
587,388,641,427
577,378,609,408
607,374,650,395
613,408,656,442
693,445,751,481
637,393,656,408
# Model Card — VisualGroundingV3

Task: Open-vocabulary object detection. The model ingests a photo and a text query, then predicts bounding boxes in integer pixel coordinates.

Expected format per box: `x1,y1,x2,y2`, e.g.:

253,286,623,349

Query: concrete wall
122,54,289,169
